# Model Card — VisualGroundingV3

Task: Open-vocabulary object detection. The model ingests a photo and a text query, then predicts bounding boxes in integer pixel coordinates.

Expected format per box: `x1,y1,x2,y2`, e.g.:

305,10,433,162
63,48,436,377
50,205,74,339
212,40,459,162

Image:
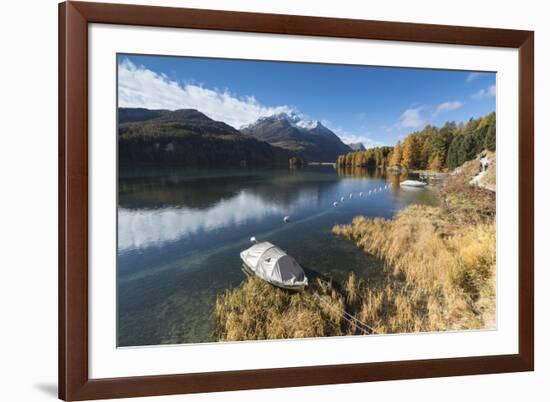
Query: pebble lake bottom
117,166,438,346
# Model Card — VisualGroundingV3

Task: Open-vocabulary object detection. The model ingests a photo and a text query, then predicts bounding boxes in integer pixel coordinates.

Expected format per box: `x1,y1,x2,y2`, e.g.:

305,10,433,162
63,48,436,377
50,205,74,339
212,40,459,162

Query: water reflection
119,167,340,210
337,165,408,185
118,190,319,252
117,166,439,346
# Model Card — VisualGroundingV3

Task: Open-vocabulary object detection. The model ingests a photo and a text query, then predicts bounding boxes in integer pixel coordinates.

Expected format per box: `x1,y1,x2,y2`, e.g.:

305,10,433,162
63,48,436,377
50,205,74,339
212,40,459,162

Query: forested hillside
118,108,292,167
337,112,496,171
336,146,393,168
445,113,496,169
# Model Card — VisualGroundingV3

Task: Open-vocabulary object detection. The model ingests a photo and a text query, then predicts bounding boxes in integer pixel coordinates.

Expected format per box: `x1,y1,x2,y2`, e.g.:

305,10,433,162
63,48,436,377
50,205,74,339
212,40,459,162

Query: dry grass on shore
214,156,496,340
440,156,496,225
330,160,497,334
332,206,496,333
214,276,348,341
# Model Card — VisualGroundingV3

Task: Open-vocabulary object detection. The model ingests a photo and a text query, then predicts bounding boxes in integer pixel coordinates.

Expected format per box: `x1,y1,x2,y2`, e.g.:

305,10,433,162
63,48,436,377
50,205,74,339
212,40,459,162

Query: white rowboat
400,180,427,188
240,242,308,291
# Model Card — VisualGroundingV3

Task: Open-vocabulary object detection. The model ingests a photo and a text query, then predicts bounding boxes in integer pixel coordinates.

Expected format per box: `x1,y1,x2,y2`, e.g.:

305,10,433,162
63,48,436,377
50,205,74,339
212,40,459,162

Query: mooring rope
280,182,393,336
311,291,377,335
251,181,394,335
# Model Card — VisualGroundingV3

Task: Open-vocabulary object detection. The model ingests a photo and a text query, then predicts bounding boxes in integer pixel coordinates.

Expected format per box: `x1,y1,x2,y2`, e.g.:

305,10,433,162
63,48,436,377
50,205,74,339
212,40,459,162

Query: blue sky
118,54,496,147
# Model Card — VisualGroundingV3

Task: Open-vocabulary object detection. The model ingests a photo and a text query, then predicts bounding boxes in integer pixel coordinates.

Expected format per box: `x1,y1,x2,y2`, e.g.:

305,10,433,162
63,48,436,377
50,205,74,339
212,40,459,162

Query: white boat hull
240,242,309,291
241,261,308,291
400,180,427,188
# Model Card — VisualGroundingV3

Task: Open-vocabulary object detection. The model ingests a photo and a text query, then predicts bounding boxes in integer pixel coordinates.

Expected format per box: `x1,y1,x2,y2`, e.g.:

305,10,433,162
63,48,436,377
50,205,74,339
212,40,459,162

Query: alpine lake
117,166,438,346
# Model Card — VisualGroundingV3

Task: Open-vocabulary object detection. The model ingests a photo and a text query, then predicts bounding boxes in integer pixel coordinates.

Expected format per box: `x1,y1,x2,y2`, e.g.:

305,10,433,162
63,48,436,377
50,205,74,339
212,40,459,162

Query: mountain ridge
118,108,292,167
242,114,351,162
118,107,351,166
347,142,366,151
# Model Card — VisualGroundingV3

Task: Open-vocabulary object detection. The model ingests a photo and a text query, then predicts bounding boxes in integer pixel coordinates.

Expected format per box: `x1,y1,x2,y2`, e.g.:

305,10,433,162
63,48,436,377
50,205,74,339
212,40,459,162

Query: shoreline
214,155,496,341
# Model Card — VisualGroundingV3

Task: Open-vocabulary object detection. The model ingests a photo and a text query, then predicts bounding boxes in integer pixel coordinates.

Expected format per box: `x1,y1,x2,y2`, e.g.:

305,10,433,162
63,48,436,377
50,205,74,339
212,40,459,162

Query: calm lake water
117,166,438,347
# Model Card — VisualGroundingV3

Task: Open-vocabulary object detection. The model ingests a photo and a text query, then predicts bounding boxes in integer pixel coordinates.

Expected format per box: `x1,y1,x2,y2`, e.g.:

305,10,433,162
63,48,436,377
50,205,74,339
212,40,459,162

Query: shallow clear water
117,166,438,346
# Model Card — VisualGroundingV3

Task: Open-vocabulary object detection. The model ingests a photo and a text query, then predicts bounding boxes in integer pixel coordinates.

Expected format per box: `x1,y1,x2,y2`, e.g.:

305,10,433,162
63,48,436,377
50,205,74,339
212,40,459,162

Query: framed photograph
59,1,534,400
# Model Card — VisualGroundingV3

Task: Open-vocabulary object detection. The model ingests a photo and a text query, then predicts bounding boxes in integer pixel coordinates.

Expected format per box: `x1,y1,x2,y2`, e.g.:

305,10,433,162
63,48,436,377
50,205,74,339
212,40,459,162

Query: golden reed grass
332,206,496,334
214,276,347,341
214,157,496,340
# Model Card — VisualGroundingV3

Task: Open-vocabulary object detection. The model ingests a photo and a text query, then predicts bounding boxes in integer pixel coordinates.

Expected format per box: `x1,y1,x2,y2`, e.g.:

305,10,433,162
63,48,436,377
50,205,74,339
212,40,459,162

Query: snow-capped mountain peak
295,118,318,130
250,112,317,131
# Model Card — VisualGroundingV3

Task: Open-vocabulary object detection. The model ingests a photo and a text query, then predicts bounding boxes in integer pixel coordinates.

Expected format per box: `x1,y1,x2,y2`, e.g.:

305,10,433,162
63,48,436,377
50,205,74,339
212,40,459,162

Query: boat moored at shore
240,242,308,291
400,179,427,188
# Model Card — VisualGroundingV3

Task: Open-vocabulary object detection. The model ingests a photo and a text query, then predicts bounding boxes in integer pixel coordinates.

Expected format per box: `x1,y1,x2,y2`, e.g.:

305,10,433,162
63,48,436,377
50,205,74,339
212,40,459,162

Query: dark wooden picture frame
59,1,534,400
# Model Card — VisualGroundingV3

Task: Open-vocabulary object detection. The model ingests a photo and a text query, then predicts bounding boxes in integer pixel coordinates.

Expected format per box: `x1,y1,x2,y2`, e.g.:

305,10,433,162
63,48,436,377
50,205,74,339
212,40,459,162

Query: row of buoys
281,183,393,224
333,183,392,207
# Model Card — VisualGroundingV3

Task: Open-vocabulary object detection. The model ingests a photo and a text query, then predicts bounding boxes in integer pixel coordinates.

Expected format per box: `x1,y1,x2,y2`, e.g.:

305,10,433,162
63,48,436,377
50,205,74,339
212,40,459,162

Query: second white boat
400,180,427,188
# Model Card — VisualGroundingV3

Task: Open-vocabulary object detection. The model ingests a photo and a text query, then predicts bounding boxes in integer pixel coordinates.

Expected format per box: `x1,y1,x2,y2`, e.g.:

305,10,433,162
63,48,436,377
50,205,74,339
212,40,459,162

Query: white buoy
359,192,363,197
333,201,338,207
283,215,290,223
250,236,257,243
340,196,345,202
349,193,353,198
368,190,372,195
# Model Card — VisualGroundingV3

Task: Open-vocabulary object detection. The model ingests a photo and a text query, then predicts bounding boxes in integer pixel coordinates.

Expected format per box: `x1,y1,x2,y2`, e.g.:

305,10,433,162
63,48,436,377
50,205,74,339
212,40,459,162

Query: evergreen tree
484,121,496,152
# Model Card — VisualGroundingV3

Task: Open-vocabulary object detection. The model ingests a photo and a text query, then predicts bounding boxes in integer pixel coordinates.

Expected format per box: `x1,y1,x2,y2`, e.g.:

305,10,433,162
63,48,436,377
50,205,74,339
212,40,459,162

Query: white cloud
434,100,463,116
362,138,388,148
118,58,294,128
340,134,386,149
399,106,425,129
118,58,400,148
466,72,483,83
471,84,496,100
330,127,386,149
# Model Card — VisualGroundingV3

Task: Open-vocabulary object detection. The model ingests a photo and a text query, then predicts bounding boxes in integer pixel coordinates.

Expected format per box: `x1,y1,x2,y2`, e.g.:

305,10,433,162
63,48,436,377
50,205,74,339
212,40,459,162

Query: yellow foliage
429,154,442,171
401,135,418,170
389,141,402,167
